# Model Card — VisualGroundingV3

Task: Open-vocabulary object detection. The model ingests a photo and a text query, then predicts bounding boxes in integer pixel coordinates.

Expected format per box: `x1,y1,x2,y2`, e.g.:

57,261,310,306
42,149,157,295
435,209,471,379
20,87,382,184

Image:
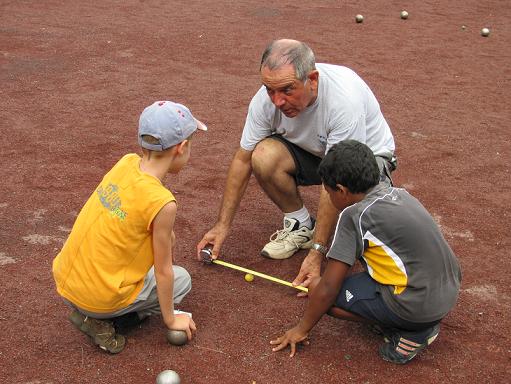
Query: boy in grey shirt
271,140,461,364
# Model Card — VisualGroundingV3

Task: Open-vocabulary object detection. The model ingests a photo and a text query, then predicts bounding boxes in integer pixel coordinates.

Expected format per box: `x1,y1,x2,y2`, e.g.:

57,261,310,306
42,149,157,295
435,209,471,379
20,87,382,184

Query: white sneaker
260,217,314,260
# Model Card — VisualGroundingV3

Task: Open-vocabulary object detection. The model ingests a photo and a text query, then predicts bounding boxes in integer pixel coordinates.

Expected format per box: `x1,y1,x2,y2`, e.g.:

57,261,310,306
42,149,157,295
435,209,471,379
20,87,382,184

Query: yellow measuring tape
212,259,309,293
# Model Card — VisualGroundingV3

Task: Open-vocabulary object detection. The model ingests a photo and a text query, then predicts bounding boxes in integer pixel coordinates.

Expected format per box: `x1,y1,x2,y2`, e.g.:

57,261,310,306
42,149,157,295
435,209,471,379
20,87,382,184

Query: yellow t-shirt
52,154,175,313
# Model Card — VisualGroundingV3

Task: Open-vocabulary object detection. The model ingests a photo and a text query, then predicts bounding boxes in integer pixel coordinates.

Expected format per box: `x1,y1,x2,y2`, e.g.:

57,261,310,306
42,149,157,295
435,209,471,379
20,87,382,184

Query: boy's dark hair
318,140,380,193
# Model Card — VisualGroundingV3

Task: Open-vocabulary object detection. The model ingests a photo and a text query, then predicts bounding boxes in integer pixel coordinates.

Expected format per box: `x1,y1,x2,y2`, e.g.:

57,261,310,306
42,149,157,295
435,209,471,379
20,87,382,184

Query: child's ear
337,184,349,195
176,140,189,154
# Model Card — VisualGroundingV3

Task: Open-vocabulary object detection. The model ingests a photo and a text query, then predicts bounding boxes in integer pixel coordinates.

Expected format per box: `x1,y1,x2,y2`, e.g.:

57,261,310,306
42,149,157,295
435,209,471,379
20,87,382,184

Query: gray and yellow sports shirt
328,184,461,323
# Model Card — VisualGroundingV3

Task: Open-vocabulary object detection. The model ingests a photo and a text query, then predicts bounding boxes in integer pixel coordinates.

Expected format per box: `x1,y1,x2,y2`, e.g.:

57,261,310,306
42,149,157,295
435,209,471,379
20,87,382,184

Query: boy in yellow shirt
53,100,206,353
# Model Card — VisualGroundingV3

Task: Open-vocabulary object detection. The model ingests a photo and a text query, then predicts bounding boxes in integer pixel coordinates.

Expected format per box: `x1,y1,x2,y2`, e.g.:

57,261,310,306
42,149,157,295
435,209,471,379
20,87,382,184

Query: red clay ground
1,1,510,383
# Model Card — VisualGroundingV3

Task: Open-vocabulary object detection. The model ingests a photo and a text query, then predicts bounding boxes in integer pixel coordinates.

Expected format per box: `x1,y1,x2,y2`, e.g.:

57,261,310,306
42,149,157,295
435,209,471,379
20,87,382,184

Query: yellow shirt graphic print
362,231,408,294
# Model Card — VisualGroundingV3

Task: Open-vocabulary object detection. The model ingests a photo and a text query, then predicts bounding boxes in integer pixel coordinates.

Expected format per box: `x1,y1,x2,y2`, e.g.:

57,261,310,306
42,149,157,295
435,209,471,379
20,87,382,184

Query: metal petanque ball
355,14,364,23
166,330,188,346
400,10,409,19
481,27,490,37
156,370,181,384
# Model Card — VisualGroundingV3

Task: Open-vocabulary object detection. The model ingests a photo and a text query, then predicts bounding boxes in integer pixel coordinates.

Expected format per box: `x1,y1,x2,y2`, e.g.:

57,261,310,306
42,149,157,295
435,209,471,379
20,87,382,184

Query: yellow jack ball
244,273,254,282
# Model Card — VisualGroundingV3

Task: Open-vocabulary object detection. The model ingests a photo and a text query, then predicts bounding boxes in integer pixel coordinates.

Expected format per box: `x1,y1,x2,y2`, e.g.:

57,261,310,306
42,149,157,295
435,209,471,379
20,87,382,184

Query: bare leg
327,307,374,324
252,138,303,213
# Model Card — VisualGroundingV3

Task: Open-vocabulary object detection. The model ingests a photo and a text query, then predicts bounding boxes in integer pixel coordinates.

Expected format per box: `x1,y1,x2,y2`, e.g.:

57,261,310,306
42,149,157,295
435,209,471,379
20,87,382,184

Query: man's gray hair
260,40,316,82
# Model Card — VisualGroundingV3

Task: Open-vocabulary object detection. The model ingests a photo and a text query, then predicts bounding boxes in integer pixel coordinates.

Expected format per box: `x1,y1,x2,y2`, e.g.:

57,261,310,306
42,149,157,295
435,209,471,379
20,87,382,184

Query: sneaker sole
260,249,296,260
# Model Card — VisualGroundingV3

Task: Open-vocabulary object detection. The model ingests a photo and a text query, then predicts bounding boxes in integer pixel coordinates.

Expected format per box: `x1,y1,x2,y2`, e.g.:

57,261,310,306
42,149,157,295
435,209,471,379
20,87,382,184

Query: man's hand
292,251,322,297
196,224,229,261
165,313,197,341
270,326,309,357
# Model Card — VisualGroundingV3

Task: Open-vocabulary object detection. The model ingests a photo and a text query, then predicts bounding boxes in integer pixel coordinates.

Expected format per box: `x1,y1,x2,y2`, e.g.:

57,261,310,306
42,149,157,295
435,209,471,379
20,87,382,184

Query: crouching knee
173,266,192,303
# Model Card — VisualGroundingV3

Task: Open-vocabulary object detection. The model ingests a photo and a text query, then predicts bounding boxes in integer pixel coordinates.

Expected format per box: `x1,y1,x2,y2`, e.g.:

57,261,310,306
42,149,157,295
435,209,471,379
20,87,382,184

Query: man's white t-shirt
240,63,395,158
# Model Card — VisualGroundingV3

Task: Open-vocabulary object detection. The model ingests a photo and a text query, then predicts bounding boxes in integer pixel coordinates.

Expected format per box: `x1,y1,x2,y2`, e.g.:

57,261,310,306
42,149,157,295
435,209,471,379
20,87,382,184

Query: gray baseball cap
138,101,207,151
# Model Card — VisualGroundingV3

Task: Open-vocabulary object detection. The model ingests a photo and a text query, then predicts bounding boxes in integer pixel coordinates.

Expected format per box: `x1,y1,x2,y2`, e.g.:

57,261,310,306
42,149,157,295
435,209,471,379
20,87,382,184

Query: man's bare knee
252,141,277,179
252,139,293,179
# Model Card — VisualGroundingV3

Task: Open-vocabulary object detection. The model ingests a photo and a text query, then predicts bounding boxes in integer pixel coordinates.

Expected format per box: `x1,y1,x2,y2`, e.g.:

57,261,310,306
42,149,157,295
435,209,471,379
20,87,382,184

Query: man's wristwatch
311,242,328,255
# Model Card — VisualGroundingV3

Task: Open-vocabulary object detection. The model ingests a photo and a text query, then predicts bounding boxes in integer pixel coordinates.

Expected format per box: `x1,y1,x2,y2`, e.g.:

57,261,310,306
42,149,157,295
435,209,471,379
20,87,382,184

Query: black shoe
379,324,440,364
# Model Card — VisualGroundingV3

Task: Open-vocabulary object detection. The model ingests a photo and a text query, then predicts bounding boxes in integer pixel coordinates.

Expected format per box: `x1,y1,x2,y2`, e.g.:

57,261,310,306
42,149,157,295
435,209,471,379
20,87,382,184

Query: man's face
261,64,318,118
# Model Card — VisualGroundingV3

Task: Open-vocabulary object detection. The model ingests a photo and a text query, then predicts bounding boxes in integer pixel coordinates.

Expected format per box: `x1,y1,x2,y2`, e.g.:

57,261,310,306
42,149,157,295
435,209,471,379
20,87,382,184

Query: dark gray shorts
335,272,439,331
268,135,323,186
267,135,397,186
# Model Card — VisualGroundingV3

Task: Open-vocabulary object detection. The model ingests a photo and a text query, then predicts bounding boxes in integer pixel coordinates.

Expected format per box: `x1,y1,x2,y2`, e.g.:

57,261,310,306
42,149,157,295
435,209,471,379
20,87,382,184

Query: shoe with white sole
260,217,314,260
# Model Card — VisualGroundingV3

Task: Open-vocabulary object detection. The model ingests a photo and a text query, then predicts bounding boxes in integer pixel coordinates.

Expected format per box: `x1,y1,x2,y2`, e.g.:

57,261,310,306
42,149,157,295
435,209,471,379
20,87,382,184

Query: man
270,140,461,364
197,39,395,290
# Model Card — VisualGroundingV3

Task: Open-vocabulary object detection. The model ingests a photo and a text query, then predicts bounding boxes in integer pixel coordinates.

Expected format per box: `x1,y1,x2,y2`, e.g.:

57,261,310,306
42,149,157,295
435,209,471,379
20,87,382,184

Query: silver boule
156,370,181,384
400,10,409,19
355,14,364,23
166,330,188,346
481,27,490,37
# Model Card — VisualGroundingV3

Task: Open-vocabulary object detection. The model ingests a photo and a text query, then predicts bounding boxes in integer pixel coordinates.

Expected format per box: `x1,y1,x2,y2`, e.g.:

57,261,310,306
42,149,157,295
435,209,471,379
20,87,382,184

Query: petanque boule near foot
166,330,188,346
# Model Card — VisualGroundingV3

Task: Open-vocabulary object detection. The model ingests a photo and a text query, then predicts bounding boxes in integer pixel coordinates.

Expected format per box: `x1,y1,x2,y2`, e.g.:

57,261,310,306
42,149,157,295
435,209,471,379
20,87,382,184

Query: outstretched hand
196,224,229,261
270,326,309,357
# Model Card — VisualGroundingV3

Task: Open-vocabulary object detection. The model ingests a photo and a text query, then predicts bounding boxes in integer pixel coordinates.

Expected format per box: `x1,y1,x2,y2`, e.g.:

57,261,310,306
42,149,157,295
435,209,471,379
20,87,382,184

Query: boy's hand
196,224,229,261
270,326,309,357
165,313,197,341
292,251,322,297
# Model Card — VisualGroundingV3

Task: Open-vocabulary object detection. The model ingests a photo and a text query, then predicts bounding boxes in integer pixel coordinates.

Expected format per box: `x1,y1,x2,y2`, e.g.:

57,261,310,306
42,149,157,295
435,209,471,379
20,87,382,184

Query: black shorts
334,272,439,331
267,135,397,187
268,135,322,186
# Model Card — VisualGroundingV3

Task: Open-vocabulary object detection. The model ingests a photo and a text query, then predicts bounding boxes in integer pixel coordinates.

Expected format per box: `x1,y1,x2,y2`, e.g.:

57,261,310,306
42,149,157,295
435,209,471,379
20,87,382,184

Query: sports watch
311,242,328,255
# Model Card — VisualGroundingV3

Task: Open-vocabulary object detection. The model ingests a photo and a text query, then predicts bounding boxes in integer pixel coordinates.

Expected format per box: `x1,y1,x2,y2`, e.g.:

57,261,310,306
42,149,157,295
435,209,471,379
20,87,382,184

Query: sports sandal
69,310,126,354
260,217,314,260
379,323,440,364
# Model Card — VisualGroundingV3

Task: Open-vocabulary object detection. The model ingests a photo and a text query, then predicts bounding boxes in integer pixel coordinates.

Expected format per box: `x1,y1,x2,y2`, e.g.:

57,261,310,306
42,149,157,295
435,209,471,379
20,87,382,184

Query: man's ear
308,70,319,82
307,70,319,88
